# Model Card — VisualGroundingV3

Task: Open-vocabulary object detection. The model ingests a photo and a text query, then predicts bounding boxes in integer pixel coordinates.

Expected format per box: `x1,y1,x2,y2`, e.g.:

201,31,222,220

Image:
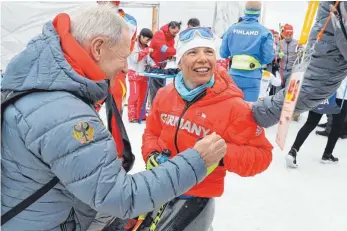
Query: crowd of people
1,1,347,231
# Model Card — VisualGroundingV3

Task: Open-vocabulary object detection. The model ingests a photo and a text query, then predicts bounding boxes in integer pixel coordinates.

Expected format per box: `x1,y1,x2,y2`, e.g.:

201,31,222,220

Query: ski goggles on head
179,27,214,42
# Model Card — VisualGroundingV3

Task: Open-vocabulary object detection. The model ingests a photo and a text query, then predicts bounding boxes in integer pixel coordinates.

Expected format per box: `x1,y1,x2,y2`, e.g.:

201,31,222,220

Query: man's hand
193,132,227,168
148,48,154,53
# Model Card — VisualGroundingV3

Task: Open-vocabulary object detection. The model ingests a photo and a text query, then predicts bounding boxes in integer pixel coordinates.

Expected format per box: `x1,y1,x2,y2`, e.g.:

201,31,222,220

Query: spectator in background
278,23,302,121
286,76,347,168
316,113,347,139
278,24,300,88
187,18,200,28
259,69,282,99
268,29,281,96
220,1,274,102
127,28,157,123
149,21,181,103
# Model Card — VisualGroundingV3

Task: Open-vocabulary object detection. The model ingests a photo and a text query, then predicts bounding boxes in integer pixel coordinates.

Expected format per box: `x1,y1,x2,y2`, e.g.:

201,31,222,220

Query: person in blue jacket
220,1,274,102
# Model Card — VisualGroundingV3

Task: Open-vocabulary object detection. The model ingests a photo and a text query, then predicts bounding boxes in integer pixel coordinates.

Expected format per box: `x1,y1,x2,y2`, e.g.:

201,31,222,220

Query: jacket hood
160,24,169,32
160,24,175,40
1,20,108,104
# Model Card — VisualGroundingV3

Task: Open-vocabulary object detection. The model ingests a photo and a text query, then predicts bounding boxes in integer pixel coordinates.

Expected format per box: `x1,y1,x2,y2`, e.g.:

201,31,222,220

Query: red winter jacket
142,67,273,198
150,24,176,65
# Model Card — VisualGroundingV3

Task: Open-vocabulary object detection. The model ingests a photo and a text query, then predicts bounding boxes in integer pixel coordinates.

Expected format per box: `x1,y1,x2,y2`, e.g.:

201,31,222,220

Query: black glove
122,148,135,172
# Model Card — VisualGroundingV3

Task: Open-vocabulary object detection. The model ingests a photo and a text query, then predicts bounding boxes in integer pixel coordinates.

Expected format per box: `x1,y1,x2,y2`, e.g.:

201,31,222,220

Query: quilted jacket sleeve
25,95,207,219
223,98,273,176
252,2,347,128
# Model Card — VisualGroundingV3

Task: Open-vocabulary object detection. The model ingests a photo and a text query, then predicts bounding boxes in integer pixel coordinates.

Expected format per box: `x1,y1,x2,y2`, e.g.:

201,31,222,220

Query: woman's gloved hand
146,148,219,176
146,150,171,170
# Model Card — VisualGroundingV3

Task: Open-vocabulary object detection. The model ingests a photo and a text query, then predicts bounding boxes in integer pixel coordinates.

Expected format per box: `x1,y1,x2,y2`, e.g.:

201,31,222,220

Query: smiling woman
141,27,273,230
178,47,216,89
176,27,217,90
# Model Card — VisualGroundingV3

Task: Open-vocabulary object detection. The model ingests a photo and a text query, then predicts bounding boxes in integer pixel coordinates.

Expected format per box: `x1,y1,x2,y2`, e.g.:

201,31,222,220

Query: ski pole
131,150,171,231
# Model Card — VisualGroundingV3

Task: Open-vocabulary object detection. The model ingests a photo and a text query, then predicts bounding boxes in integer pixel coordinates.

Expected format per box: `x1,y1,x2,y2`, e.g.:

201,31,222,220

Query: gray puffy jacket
252,1,347,128
278,38,299,72
1,21,207,231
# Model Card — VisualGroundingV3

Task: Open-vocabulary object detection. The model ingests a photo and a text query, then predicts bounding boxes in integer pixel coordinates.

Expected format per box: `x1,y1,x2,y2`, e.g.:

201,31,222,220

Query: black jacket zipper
174,90,207,154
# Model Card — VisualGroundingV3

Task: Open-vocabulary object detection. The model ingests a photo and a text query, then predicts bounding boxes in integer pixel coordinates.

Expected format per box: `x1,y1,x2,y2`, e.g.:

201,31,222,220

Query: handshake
147,132,227,174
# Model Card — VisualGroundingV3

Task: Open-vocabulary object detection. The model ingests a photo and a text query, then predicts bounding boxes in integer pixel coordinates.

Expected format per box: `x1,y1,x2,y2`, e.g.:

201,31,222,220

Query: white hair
70,3,129,46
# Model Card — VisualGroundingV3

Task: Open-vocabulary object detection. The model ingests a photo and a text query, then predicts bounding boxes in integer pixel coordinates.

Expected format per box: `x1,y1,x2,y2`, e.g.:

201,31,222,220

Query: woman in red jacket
141,27,273,231
149,21,181,104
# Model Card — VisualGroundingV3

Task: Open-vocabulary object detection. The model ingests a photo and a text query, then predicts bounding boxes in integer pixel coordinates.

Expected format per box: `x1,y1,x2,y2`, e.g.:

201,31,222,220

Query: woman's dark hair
168,21,182,29
139,28,153,39
187,18,200,27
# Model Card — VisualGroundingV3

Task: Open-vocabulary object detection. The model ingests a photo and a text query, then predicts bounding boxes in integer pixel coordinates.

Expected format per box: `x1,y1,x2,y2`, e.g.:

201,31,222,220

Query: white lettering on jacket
160,113,210,137
232,29,259,36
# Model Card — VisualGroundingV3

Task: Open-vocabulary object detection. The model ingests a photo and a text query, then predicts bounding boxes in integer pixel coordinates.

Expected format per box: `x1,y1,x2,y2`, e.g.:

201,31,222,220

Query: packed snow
100,105,347,231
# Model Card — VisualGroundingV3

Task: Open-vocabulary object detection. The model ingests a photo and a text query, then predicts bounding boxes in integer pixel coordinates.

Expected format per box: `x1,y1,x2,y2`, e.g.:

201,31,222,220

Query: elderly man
252,1,347,128
1,5,226,231
97,1,137,115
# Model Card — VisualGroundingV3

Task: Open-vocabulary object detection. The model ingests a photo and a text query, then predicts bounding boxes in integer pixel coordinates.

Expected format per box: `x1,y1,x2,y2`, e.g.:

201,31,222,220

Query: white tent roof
1,1,231,69
1,1,309,70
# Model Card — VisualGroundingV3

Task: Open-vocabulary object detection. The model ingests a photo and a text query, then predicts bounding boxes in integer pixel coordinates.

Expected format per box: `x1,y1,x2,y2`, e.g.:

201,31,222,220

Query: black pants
292,98,347,154
325,113,347,135
149,78,165,104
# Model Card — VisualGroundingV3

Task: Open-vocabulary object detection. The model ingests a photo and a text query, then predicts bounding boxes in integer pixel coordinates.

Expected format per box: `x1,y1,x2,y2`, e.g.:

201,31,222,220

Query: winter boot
315,130,329,137
321,153,339,164
286,148,298,168
317,122,327,128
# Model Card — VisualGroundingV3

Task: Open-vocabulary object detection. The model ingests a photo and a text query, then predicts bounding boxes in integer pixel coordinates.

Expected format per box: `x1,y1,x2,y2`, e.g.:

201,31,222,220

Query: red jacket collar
52,13,106,81
160,24,175,40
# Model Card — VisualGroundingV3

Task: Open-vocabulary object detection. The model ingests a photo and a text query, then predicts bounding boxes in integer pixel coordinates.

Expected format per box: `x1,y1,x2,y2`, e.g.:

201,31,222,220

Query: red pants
127,70,148,121
109,72,127,115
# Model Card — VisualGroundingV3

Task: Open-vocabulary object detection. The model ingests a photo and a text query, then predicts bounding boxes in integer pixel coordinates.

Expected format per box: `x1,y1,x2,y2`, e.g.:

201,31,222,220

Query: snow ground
100,106,347,231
